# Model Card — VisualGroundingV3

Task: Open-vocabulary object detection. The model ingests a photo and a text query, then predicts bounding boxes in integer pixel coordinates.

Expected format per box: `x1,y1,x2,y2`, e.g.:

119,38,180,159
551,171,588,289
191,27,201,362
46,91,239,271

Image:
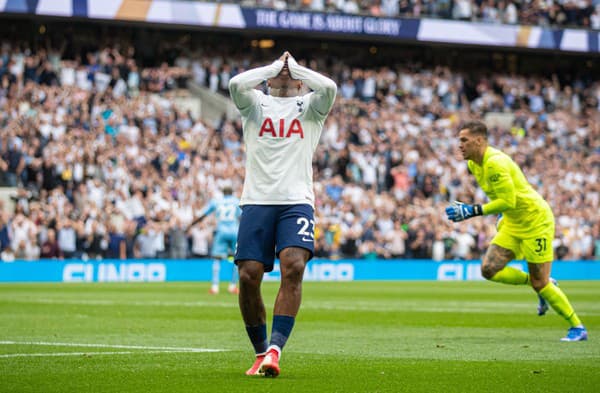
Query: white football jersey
229,58,337,207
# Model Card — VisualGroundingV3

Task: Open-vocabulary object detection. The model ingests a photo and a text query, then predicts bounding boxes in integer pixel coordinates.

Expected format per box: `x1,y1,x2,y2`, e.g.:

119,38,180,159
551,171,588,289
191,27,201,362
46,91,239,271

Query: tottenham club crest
296,99,304,113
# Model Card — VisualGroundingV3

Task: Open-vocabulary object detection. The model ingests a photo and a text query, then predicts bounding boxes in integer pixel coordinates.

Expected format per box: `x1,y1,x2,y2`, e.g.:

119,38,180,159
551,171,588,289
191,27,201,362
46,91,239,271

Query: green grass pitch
1,281,599,392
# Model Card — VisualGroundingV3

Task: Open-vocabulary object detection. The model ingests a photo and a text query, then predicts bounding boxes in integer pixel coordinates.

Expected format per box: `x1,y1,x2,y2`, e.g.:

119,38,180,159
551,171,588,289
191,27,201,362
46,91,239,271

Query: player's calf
537,278,558,316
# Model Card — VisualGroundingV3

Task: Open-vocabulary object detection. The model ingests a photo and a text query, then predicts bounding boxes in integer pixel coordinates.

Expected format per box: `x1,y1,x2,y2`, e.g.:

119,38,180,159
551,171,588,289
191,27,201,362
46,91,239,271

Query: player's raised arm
187,200,216,231
228,59,284,114
286,55,337,117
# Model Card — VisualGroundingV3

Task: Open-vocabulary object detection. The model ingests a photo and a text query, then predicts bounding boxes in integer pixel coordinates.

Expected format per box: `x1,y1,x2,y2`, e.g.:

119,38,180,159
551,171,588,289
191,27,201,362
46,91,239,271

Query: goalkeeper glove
445,201,483,222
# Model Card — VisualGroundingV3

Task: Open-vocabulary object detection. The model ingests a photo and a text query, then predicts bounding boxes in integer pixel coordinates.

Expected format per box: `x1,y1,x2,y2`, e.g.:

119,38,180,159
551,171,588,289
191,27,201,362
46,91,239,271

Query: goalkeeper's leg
481,244,529,285
482,243,546,316
529,262,584,328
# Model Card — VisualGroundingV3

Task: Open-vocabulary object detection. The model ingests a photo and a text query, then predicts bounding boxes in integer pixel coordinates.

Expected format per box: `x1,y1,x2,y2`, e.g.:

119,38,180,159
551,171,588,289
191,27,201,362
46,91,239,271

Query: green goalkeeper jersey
467,146,553,236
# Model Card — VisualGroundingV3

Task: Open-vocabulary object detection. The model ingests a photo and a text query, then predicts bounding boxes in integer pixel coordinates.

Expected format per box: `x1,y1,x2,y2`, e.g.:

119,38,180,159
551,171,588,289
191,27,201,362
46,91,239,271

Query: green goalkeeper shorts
492,222,554,263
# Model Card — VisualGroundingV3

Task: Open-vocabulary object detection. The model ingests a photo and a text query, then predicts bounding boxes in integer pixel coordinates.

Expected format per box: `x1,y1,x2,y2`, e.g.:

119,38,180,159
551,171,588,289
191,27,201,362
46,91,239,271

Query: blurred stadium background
0,0,598,277
1,1,599,392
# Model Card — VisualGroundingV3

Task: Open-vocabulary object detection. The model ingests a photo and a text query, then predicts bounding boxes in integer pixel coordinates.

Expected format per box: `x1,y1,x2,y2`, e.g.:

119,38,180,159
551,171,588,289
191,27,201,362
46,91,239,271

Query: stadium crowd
0,37,599,263
240,0,600,29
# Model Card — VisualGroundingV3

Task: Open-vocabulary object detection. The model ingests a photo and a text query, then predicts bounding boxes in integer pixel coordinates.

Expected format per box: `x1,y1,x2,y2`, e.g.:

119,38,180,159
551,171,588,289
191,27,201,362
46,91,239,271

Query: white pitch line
0,350,198,358
4,297,600,315
5,298,232,308
0,297,538,311
0,341,225,352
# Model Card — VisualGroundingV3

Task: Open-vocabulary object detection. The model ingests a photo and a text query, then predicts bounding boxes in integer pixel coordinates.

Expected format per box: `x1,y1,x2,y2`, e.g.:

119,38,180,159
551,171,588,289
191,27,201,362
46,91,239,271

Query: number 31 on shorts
523,232,553,262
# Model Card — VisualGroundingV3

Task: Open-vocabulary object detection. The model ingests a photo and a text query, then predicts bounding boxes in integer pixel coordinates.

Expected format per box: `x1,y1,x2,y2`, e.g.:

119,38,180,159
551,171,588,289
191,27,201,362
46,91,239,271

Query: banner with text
1,1,597,53
242,8,420,39
1,259,599,283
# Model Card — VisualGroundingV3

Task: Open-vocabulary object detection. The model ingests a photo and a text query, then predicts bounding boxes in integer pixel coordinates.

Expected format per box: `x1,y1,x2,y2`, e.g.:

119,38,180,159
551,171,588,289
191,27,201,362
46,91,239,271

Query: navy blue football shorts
235,204,315,272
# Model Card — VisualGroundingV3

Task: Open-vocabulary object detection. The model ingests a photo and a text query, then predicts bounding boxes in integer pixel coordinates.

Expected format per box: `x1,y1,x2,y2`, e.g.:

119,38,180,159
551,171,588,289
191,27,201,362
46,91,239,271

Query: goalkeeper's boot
259,346,281,377
537,278,558,316
245,353,266,376
560,326,588,342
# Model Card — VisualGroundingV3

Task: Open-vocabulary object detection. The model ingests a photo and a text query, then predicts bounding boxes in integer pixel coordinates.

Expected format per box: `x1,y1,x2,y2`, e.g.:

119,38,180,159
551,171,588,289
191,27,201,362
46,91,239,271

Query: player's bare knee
279,250,307,284
238,272,257,287
529,276,549,292
281,263,305,286
238,263,263,287
480,262,498,280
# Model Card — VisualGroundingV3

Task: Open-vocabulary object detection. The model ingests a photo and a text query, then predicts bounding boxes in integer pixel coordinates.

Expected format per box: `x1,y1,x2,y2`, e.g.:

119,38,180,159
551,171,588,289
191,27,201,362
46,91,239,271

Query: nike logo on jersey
259,118,304,138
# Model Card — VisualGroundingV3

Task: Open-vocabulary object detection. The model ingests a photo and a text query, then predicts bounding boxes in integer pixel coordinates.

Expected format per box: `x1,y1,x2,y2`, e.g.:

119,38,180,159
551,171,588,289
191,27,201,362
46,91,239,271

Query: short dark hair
460,121,488,137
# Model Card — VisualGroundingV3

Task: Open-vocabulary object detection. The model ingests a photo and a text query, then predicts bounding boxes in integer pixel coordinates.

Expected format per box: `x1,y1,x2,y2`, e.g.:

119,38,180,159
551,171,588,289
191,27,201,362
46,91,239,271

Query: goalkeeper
445,121,587,342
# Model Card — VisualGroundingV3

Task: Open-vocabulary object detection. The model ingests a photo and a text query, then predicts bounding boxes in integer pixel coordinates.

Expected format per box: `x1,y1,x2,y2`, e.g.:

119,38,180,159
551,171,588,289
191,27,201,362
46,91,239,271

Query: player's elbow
316,81,337,111
229,74,248,96
228,78,239,96
323,80,337,100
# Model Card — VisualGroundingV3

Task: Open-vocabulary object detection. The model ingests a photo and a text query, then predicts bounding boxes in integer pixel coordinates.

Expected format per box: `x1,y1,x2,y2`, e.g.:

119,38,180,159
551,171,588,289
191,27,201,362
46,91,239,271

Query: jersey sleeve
229,61,284,116
287,57,337,120
482,156,516,214
199,200,216,218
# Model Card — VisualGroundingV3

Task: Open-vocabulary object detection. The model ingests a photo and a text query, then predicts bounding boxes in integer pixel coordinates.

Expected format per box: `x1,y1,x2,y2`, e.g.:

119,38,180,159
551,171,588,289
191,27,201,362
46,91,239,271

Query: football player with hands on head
445,121,586,342
229,51,337,376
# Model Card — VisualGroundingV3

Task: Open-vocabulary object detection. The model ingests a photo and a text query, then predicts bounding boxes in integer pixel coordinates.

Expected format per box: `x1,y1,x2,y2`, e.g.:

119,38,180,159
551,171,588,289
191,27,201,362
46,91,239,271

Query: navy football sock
270,315,295,350
245,324,268,355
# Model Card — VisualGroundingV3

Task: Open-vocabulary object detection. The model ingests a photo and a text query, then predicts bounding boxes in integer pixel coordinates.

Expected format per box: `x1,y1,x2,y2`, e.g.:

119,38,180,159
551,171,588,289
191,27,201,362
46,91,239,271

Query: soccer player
229,51,336,376
189,185,241,295
445,121,587,342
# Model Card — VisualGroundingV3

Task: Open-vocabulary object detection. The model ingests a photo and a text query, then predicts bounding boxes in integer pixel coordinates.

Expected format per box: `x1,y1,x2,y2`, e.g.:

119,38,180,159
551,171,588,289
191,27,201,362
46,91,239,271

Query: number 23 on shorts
296,217,314,242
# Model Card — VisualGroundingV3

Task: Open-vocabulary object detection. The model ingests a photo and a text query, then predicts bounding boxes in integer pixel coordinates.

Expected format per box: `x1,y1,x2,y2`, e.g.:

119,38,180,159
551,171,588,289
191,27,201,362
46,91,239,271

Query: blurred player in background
229,51,336,376
445,121,587,342
189,185,241,295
